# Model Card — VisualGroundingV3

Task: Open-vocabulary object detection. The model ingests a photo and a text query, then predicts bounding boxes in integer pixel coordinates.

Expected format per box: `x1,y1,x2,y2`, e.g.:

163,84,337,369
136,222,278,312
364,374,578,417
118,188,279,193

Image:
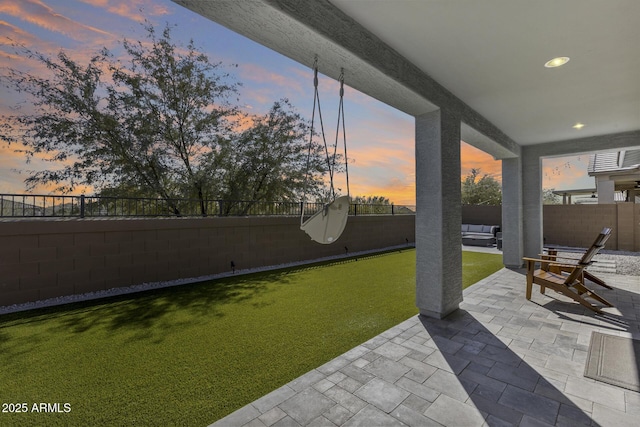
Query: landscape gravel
557,249,640,276
2,244,636,316
0,244,413,316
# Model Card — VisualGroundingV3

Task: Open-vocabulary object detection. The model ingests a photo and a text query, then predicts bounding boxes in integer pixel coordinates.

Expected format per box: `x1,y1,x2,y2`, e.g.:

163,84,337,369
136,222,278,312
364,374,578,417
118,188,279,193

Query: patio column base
419,306,460,320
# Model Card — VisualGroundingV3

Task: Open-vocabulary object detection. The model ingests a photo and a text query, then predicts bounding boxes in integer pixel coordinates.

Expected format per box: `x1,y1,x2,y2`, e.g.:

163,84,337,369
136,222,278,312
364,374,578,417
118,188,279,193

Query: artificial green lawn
0,249,503,426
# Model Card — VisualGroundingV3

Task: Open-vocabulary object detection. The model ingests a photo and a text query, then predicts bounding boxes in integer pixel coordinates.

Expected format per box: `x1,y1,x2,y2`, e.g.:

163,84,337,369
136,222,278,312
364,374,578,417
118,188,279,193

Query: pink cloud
0,141,97,194
0,19,39,46
542,155,592,190
348,173,415,206
0,143,39,193
238,64,307,110
350,144,412,169
0,0,111,41
460,142,502,182
0,20,68,70
342,141,414,205
240,63,292,88
78,0,169,22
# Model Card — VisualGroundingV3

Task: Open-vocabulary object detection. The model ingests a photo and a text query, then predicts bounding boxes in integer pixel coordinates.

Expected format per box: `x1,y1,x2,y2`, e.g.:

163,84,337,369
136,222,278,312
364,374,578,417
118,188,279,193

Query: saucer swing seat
300,59,351,245
300,195,350,244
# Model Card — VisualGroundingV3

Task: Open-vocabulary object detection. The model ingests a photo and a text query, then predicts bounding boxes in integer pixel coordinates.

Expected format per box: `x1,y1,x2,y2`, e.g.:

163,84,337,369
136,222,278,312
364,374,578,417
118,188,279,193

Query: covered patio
171,1,640,425
174,0,640,319
212,267,640,426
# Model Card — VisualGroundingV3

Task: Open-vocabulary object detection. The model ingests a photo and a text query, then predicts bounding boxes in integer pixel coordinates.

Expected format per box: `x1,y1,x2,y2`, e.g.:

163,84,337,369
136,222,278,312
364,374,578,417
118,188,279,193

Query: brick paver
210,267,640,426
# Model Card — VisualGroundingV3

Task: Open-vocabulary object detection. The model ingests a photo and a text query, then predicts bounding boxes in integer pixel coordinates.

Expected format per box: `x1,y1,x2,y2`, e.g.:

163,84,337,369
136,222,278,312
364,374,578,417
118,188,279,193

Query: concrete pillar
415,110,462,319
501,157,523,268
522,148,543,257
596,177,615,204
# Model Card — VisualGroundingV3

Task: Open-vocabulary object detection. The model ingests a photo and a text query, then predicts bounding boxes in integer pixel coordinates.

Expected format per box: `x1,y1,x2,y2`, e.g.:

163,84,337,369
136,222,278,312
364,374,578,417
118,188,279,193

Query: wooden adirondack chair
523,227,614,313
543,228,613,289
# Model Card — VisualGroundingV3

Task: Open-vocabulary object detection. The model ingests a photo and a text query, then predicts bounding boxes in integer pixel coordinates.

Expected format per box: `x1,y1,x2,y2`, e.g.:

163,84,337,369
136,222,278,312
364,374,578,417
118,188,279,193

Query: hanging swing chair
300,58,351,244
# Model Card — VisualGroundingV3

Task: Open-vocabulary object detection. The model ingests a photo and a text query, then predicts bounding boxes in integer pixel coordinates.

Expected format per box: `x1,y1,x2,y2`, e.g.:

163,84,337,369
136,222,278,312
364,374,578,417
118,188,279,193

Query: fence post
392,203,395,215
80,195,85,218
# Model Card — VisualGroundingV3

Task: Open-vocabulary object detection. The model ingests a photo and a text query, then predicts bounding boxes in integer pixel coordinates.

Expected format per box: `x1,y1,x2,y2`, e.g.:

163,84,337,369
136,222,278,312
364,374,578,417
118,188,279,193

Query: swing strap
336,69,350,198
300,58,351,227
301,57,324,227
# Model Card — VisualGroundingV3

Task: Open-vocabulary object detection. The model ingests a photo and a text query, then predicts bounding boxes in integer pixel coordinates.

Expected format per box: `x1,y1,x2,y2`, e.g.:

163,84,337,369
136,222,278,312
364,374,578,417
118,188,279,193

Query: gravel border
0,244,415,316
552,246,640,276
2,243,636,316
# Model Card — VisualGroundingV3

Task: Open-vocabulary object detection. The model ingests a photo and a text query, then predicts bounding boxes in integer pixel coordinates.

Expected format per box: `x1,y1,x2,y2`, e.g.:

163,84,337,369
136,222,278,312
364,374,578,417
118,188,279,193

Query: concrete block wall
460,204,639,251
0,215,415,307
636,204,640,251
617,203,638,251
543,204,617,248
543,203,640,251
462,205,502,227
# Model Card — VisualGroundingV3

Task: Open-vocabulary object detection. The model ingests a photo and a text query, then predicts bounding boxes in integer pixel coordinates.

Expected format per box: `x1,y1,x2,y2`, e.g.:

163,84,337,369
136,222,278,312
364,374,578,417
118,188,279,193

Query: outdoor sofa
461,224,500,247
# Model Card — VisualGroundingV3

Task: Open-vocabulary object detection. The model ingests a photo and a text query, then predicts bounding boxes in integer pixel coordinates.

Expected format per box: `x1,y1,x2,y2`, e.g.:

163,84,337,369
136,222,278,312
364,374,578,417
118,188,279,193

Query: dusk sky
0,0,596,205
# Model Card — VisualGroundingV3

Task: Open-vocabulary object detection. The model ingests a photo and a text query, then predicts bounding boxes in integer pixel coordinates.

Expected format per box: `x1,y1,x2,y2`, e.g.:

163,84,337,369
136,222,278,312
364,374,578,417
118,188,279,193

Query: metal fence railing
0,193,416,219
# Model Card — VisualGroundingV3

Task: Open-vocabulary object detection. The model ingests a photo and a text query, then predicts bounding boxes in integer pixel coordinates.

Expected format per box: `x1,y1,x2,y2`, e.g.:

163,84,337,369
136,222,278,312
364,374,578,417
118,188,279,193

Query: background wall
543,203,639,251
462,203,639,252
462,205,502,227
0,216,415,306
2,203,638,307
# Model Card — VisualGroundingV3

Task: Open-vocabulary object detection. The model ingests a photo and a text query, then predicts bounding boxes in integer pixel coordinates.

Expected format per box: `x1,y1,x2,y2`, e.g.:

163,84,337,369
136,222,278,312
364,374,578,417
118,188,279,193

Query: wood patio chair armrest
522,257,581,269
539,254,600,265
539,254,583,261
522,257,543,271
538,253,565,258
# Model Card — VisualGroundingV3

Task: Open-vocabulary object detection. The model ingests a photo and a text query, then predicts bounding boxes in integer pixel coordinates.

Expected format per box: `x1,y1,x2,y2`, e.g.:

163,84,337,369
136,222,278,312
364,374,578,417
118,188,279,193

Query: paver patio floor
211,267,640,427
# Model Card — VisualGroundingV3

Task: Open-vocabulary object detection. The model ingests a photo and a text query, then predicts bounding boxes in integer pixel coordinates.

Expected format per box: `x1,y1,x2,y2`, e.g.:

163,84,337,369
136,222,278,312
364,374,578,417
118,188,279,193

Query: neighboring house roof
588,149,640,175
551,188,628,203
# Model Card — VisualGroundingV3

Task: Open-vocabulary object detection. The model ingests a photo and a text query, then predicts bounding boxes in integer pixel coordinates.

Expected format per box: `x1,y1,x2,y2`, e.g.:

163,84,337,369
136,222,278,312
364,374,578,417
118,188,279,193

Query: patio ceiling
330,0,640,146
174,0,640,156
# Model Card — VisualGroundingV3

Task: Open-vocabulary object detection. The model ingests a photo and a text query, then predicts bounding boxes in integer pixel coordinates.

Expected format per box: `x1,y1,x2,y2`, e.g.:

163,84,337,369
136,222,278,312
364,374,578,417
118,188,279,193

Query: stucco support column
522,148,543,258
596,177,615,204
501,157,523,267
415,110,462,319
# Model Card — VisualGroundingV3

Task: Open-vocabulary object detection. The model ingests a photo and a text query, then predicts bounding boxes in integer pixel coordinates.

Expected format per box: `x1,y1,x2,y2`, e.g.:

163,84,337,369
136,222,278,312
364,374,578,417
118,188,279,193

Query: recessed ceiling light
573,122,585,129
544,57,570,68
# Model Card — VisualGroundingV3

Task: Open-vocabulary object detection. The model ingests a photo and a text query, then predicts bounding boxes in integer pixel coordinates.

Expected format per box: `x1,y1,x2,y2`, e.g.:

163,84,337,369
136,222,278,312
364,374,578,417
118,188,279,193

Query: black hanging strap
301,57,350,226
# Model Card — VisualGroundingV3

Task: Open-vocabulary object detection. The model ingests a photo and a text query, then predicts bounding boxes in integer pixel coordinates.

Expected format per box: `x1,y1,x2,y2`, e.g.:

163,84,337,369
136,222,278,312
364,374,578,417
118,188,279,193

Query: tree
461,168,502,205
350,195,392,215
543,188,561,205
217,99,327,215
0,23,325,215
351,195,391,205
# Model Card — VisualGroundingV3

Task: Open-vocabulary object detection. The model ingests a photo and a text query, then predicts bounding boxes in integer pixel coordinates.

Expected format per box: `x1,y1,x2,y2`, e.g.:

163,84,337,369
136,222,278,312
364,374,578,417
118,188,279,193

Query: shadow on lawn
272,246,414,274
87,248,415,335
0,269,295,342
0,248,415,349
